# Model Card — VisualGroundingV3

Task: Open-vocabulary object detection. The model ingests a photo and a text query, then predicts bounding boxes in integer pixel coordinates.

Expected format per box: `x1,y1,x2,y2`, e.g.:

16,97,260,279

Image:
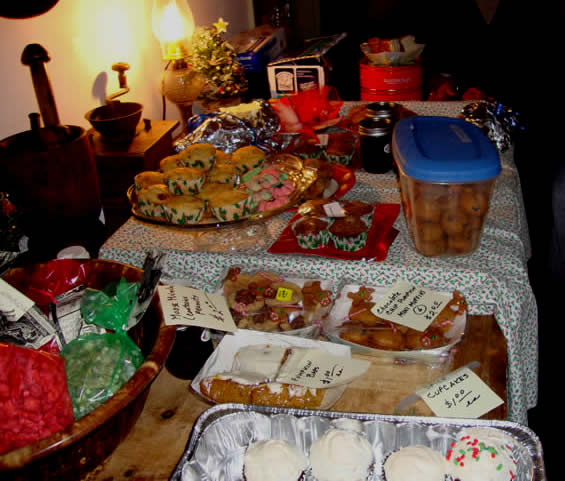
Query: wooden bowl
85,101,143,143
0,259,176,480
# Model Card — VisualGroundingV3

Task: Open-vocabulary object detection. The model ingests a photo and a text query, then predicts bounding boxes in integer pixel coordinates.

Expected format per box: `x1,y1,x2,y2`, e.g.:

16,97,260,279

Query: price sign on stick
276,348,370,389
416,366,503,418
370,280,451,332
158,285,237,332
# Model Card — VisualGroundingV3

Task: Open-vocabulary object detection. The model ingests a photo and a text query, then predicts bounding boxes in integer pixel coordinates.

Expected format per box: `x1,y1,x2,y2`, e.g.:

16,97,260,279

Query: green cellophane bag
61,277,144,419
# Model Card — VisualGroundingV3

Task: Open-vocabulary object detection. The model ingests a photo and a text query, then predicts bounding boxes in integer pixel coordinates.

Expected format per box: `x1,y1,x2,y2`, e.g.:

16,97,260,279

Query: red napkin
268,203,400,261
0,343,75,455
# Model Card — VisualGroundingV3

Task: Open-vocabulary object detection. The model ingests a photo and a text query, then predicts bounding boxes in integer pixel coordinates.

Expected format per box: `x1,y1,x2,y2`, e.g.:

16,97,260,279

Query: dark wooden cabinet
89,119,179,235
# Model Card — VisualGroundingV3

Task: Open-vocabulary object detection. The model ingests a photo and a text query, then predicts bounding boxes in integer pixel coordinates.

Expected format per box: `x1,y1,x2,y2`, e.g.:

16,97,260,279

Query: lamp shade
152,0,195,60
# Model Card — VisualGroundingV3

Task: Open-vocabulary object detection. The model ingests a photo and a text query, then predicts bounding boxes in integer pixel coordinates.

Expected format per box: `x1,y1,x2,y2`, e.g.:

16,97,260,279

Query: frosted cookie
384,445,446,481
309,429,374,481
161,195,205,225
243,440,308,481
163,167,206,195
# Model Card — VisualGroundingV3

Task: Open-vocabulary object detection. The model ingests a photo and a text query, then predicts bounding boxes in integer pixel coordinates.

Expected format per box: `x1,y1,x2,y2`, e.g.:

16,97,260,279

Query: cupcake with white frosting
243,439,308,481
383,445,446,481
309,428,374,481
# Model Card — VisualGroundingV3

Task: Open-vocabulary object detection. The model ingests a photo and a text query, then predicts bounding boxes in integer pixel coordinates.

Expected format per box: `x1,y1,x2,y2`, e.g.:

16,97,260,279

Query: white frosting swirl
384,445,446,481
309,429,373,481
244,440,308,481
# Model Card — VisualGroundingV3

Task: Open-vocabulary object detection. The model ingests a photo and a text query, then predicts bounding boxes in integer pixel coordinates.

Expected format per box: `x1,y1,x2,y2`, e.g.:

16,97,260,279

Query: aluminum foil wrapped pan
460,101,526,153
170,403,545,481
174,100,282,154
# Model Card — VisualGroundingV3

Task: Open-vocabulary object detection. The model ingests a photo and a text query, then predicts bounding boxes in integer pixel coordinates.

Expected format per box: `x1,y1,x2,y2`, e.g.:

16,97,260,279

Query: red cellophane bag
0,342,75,455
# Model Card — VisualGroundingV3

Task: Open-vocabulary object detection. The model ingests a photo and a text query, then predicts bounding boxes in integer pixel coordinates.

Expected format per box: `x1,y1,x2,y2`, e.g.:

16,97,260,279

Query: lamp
152,0,205,133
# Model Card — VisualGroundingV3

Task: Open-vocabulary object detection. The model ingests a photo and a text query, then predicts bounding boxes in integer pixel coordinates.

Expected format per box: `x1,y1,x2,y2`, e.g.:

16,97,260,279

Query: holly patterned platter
127,162,317,229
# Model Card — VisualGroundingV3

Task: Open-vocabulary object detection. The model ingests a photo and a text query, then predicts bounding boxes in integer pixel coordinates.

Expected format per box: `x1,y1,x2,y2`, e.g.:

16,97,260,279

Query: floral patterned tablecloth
98,101,536,424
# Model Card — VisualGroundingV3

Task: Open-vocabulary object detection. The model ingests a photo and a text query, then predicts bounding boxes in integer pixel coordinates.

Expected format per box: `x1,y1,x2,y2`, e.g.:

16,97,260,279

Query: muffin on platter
163,167,206,195
136,184,170,218
243,440,308,481
207,163,238,186
208,189,254,222
309,428,374,481
159,153,184,172
178,142,216,171
134,171,165,192
161,195,205,225
232,145,266,174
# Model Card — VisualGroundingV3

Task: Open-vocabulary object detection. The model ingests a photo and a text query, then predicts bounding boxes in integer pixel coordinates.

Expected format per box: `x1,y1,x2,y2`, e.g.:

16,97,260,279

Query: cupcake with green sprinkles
163,167,206,195
446,428,518,481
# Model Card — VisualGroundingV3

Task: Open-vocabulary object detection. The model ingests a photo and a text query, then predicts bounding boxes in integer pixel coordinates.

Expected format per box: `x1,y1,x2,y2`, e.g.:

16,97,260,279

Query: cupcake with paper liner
134,171,165,191
292,216,332,249
159,153,184,172
208,189,255,222
163,167,206,195
178,142,216,171
136,184,170,218
309,428,374,481
161,195,205,225
243,439,308,481
383,445,447,481
329,216,369,252
207,163,238,186
446,428,519,481
232,145,266,174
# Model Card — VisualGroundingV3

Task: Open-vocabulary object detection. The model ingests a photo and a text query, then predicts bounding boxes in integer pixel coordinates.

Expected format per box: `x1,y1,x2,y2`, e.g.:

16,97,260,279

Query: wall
0,0,253,139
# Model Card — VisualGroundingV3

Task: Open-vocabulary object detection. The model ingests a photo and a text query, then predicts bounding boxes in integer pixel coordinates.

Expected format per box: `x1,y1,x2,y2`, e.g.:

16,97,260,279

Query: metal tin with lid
358,116,393,174
392,116,501,257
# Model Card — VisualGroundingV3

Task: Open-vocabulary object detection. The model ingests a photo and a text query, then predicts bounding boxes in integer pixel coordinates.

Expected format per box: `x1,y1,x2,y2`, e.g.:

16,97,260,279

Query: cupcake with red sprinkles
446,428,518,481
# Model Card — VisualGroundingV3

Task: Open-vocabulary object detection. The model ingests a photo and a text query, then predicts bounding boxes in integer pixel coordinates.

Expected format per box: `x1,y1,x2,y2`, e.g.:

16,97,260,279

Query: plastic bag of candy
0,342,75,455
60,277,143,419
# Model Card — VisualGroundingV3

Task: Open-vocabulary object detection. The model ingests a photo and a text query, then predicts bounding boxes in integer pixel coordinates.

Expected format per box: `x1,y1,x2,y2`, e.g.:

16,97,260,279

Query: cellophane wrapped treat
0,342,75,455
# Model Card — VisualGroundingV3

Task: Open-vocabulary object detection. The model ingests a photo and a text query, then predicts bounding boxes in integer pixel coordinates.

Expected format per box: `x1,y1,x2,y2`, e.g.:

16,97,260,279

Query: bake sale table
98,101,536,424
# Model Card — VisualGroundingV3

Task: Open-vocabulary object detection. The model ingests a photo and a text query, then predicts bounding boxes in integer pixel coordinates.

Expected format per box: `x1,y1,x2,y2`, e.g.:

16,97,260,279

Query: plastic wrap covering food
174,100,281,154
461,101,526,153
0,342,75,455
61,277,143,419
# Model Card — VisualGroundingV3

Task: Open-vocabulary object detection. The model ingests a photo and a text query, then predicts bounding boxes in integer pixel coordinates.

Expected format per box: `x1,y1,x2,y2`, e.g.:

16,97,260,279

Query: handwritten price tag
276,348,370,388
370,280,451,332
0,278,35,322
157,285,237,332
275,287,293,302
416,366,503,418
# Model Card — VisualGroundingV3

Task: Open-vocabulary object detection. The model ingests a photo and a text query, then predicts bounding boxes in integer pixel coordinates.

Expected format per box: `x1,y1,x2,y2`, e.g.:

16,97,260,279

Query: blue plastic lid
392,116,500,182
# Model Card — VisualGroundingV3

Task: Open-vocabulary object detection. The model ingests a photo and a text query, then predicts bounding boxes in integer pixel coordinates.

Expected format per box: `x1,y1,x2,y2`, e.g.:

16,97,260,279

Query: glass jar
358,117,393,174
365,101,398,120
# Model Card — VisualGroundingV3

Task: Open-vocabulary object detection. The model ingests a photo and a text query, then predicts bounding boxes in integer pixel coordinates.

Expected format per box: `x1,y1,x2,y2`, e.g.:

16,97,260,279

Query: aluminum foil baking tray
169,403,546,481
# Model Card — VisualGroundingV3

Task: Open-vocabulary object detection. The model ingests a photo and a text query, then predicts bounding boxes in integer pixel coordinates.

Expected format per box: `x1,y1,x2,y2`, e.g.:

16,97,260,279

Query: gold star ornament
214,18,229,34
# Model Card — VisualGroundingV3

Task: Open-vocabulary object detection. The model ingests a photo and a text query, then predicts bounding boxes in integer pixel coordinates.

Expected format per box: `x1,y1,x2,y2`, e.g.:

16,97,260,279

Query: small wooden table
86,314,506,481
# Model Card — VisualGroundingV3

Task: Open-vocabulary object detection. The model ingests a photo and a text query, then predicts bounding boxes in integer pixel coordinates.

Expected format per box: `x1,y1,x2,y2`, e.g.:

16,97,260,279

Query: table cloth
99,101,536,424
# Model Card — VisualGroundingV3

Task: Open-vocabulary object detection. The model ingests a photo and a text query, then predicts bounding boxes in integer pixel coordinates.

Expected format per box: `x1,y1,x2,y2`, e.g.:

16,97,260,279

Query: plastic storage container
392,116,501,256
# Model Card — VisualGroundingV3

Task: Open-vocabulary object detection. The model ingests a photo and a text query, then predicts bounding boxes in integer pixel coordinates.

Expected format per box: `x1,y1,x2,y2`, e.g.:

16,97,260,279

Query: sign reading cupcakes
129,143,317,227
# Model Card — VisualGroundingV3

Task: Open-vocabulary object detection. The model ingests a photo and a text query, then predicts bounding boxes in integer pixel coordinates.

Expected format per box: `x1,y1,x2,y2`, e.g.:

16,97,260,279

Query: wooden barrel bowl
0,259,176,481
